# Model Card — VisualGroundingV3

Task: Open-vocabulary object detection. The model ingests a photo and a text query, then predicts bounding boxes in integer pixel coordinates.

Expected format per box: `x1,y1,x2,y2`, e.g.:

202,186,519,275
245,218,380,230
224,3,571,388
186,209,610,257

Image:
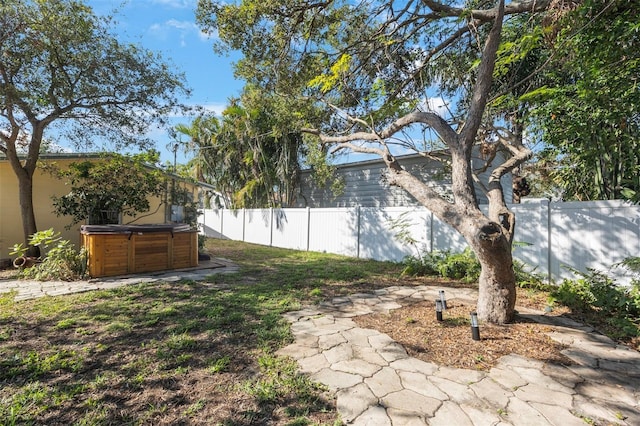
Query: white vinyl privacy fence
199,199,640,285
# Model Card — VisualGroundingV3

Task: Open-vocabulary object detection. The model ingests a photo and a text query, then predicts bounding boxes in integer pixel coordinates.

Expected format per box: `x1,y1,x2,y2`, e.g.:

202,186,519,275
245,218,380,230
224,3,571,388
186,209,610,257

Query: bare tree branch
421,0,551,20
303,110,457,145
460,0,505,146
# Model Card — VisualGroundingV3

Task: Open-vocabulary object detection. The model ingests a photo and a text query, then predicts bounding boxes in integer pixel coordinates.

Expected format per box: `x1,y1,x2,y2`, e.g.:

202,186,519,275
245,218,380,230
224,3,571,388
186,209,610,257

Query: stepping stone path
277,285,640,425
3,262,639,425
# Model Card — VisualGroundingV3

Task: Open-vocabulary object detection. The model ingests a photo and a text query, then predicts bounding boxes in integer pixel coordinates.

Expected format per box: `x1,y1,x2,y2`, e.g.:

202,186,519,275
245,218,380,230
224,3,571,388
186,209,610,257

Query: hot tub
81,224,198,277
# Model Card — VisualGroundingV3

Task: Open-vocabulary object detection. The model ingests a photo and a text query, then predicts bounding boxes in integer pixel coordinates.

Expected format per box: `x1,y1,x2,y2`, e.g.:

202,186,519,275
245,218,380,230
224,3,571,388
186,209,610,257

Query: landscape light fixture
435,299,443,321
439,290,447,310
470,312,480,341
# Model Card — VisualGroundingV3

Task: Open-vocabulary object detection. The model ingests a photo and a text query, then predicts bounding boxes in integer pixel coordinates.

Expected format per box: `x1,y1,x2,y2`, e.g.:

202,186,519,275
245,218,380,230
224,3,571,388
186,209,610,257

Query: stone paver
0,258,238,300
2,261,640,425
277,286,640,425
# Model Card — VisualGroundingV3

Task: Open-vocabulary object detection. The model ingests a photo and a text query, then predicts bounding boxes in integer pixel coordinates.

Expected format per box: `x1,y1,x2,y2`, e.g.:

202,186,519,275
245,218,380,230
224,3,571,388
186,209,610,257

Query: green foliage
553,270,613,312
401,251,446,277
526,0,640,201
50,152,167,226
552,265,640,340
402,245,550,290
436,248,481,283
401,249,480,283
513,259,550,291
175,95,307,209
9,243,28,258
14,229,87,281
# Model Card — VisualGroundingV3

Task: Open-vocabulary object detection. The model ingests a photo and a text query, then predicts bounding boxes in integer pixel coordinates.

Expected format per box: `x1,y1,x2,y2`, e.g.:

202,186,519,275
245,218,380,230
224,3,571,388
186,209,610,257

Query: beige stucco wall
0,156,187,263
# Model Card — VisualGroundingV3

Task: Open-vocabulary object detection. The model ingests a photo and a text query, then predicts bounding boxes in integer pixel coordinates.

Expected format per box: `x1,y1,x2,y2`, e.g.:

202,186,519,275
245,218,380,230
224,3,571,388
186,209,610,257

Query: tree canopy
0,0,189,253
197,0,557,323
175,92,306,209
525,0,640,201
50,152,167,226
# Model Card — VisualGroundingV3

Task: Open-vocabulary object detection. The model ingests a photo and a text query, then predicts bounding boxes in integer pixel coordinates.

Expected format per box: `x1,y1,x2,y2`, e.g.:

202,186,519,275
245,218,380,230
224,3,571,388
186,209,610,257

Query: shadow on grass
0,239,412,425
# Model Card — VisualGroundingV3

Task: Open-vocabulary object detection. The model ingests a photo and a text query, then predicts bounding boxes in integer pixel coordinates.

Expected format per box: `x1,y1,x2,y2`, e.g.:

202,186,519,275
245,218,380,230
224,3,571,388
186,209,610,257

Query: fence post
269,207,274,247
306,207,311,252
356,206,361,258
220,209,224,238
538,199,551,284
242,209,246,242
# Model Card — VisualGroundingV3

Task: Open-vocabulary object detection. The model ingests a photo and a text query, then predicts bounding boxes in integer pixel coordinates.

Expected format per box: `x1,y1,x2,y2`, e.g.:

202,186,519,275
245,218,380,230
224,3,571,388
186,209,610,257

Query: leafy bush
513,260,552,291
551,265,640,340
554,268,639,316
49,153,167,226
401,248,481,283
437,248,481,283
617,257,640,310
401,247,551,290
400,250,446,277
13,229,87,281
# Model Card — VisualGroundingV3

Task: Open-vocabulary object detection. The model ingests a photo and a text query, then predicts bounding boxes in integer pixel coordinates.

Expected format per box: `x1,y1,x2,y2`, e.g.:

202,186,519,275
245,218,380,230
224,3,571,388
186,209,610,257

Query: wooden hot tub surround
81,224,198,278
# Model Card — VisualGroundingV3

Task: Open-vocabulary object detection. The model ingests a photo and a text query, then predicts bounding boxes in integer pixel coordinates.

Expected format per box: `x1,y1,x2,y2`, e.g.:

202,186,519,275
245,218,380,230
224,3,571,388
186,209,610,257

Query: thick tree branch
421,0,550,21
302,110,457,146
489,136,533,186
484,131,532,243
460,0,504,146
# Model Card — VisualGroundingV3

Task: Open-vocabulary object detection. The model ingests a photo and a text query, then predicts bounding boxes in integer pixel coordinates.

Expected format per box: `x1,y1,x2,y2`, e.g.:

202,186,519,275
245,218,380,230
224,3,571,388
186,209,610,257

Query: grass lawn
0,239,410,425
2,238,638,424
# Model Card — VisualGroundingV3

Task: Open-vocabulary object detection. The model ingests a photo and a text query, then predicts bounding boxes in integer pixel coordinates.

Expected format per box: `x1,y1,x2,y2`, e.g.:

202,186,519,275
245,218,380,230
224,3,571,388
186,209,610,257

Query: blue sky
86,0,244,164
82,0,448,167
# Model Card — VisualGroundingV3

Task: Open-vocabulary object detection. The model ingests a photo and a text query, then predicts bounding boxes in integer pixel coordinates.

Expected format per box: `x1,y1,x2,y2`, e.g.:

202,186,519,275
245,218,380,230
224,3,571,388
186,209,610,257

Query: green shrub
555,268,638,316
617,257,640,312
401,246,552,290
400,250,446,277
15,229,87,281
401,248,481,283
513,260,551,291
552,266,640,340
437,248,481,283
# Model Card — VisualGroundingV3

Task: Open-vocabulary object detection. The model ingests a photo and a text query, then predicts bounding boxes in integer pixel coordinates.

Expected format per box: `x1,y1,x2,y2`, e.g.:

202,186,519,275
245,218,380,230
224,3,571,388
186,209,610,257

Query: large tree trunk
385,166,518,324
470,222,516,324
15,167,39,257
5,131,42,258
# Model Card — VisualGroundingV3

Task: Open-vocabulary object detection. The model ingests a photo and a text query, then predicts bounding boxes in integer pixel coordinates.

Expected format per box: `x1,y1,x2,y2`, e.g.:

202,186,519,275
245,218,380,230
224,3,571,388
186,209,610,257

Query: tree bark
384,166,517,324
18,173,38,256
9,161,39,257
4,128,42,258
469,219,516,324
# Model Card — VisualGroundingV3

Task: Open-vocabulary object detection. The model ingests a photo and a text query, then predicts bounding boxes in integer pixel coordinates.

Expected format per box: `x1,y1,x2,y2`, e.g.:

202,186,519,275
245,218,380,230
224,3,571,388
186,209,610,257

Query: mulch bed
354,300,574,371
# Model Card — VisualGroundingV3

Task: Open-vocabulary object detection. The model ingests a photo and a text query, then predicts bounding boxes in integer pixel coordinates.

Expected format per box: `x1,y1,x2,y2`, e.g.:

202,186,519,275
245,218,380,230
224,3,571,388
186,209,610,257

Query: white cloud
418,96,451,118
165,19,194,31
199,102,226,116
148,19,215,44
150,0,196,9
